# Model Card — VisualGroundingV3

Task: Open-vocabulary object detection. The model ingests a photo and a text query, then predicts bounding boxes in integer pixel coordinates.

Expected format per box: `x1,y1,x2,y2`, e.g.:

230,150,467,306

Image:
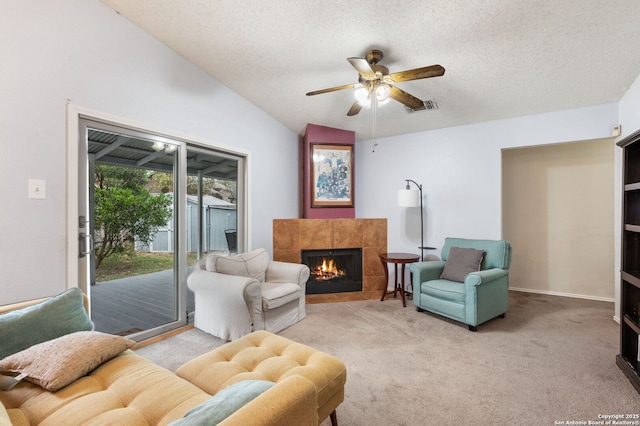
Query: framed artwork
310,143,353,207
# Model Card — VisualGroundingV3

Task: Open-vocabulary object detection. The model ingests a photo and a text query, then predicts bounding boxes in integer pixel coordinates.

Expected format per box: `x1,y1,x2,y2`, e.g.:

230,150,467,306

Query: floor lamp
398,179,425,260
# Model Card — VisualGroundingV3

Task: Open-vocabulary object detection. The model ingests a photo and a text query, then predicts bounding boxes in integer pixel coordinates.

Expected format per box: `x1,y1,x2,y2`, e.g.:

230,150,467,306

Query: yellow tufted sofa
0,294,346,426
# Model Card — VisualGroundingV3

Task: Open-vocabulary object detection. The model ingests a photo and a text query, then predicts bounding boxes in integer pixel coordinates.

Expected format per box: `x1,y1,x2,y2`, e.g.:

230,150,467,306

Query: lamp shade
398,189,420,207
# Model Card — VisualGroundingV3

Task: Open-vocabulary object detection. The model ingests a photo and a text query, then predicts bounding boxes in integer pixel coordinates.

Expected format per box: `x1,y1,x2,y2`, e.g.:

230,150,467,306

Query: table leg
399,264,407,307
392,263,399,298
380,259,389,302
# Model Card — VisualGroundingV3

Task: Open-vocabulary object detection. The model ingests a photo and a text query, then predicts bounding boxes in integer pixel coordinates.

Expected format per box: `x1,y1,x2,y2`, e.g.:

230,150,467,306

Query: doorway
502,138,615,300
75,115,245,341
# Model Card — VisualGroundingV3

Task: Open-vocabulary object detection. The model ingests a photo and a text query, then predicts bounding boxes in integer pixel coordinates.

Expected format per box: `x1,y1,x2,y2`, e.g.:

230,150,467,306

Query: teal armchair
409,237,512,331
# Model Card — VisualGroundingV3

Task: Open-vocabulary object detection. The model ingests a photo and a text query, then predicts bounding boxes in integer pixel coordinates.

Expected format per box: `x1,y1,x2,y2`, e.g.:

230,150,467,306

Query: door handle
79,232,93,258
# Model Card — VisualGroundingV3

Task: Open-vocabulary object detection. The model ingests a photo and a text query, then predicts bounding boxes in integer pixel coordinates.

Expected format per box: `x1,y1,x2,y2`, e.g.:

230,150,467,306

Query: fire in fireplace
311,258,346,281
301,248,362,294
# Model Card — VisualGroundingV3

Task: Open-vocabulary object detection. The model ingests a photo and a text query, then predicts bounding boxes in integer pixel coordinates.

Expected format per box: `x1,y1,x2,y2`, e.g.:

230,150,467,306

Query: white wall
355,104,619,301
0,0,299,304
356,103,618,250
619,74,640,138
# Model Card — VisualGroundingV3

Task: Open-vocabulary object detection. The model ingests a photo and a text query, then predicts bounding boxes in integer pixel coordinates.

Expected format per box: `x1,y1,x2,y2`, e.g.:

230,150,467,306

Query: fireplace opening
301,248,362,294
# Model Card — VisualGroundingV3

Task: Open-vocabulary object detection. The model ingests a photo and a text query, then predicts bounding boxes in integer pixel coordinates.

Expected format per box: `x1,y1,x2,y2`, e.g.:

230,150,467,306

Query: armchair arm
187,270,263,340
265,261,310,286
464,268,509,286
410,261,446,285
187,270,262,301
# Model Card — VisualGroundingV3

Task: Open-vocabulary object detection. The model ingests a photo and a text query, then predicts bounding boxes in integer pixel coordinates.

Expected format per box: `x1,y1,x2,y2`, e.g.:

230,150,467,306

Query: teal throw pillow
169,380,275,426
0,288,93,360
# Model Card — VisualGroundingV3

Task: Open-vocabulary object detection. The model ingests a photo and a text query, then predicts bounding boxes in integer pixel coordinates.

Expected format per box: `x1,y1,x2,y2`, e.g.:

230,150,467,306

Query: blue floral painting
311,144,353,207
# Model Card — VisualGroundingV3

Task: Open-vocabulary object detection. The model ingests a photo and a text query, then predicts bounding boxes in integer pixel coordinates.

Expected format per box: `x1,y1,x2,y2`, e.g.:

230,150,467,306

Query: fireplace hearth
301,248,362,294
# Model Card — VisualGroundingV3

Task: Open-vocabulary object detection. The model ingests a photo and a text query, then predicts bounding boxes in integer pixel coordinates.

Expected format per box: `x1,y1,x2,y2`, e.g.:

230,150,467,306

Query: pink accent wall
303,123,356,218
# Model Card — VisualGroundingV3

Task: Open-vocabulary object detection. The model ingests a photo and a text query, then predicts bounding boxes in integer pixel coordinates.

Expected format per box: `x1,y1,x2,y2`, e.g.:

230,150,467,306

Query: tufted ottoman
176,330,347,426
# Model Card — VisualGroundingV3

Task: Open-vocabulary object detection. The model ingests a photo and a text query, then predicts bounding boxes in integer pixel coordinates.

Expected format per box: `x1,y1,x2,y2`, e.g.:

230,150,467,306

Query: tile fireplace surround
273,218,387,303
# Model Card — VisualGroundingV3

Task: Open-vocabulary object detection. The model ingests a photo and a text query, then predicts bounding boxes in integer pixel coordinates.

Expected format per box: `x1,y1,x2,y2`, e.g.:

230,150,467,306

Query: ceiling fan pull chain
372,97,378,152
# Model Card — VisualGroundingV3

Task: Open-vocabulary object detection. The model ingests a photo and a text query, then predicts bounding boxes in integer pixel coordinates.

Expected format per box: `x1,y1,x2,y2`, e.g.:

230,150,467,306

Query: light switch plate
28,179,46,199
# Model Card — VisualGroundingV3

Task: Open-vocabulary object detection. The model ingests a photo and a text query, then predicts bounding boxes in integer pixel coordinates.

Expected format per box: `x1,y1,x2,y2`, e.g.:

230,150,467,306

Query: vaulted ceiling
101,0,640,141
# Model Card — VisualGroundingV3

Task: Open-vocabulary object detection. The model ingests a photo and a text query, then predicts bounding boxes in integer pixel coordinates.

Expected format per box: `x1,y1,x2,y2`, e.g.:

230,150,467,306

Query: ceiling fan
306,49,445,116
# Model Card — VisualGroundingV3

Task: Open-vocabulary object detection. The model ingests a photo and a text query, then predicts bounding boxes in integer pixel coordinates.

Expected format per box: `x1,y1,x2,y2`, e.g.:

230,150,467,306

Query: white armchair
187,248,310,341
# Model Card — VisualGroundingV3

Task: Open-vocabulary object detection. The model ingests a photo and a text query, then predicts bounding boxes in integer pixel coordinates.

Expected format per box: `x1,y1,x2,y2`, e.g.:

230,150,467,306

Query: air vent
405,99,438,113
423,99,438,110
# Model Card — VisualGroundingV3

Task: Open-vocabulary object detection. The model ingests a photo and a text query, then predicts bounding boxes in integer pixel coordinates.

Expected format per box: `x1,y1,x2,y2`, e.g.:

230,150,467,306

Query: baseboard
509,287,615,303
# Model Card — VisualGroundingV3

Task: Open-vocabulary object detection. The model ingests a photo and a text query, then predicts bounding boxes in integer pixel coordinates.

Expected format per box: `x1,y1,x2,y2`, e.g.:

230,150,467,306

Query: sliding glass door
77,117,244,341
185,146,244,260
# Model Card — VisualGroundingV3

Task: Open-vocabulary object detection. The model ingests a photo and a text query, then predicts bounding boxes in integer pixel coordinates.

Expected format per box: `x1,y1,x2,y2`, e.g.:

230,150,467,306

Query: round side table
379,252,420,307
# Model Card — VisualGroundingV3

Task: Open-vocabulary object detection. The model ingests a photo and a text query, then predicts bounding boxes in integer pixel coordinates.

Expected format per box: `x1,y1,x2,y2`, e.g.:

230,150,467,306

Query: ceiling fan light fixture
354,87,370,107
375,84,391,104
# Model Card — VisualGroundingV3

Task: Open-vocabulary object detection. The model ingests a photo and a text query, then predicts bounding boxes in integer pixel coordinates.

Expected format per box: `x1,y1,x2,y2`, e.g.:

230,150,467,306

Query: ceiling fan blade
389,65,445,83
348,57,377,80
389,86,425,111
306,83,358,96
346,101,363,116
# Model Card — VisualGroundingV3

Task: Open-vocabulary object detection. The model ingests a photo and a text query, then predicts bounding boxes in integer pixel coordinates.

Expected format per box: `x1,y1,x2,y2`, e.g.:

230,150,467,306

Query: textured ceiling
101,0,640,141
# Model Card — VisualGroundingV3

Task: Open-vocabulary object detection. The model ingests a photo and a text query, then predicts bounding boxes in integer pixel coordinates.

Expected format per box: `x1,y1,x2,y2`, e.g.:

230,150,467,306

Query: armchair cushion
214,248,270,282
440,247,485,282
421,280,466,303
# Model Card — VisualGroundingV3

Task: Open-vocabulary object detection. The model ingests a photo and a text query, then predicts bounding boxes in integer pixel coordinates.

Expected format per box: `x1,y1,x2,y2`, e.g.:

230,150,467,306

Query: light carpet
135,291,640,425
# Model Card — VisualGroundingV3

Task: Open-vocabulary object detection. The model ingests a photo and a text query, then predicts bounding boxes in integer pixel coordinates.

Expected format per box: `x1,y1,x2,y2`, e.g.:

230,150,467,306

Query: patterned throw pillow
0,331,134,392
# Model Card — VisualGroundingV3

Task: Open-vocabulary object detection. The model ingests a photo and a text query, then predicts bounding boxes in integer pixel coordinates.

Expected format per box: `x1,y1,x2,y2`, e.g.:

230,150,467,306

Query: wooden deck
90,268,384,337
90,268,195,336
